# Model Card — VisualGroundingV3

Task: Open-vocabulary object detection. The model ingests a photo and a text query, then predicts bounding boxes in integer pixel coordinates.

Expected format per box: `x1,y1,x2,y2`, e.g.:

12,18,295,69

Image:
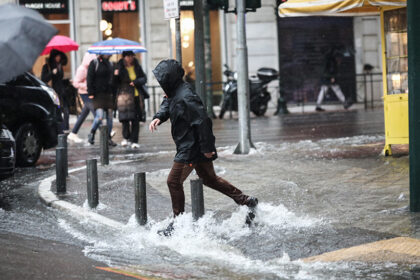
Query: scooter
219,64,278,118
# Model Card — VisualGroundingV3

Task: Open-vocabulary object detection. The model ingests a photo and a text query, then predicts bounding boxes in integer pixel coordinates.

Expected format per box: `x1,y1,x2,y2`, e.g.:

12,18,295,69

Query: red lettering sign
101,1,137,12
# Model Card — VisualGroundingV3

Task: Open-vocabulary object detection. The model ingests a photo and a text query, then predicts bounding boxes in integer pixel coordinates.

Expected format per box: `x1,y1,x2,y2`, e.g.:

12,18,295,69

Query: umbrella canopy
41,35,78,55
87,37,147,55
279,0,406,17
0,4,57,83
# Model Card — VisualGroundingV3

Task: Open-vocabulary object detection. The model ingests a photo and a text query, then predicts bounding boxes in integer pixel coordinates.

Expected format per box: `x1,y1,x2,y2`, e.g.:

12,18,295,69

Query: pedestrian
86,54,116,146
315,46,352,112
67,52,96,143
149,59,258,236
114,51,148,149
41,49,69,131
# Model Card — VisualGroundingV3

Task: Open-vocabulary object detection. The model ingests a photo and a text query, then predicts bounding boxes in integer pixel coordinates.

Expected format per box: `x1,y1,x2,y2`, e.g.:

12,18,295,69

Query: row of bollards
55,128,205,226
55,126,110,194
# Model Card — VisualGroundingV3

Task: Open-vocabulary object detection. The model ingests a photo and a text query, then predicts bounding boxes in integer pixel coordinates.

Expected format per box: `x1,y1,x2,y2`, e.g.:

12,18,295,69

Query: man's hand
114,69,119,75
52,68,58,74
129,82,135,87
88,95,94,99
204,152,215,158
149,118,161,132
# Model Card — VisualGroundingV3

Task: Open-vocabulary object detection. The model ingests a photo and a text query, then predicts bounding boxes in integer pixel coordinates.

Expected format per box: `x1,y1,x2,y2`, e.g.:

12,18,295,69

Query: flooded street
1,109,419,279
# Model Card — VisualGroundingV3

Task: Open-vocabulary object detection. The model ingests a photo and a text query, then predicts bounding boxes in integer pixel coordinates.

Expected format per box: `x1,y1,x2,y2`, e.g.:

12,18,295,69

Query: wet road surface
1,108,418,279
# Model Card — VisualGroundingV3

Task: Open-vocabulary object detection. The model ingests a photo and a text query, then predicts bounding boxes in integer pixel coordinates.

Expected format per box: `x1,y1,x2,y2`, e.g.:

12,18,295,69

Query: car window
6,75,34,87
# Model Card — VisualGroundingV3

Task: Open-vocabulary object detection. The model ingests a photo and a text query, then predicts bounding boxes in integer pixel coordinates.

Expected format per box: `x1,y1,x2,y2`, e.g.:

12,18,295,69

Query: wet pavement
1,107,419,279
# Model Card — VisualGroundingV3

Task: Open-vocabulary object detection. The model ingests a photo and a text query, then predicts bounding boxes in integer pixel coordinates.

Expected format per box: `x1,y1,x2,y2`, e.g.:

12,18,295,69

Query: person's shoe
157,222,174,237
245,196,259,209
343,100,353,110
110,130,116,138
108,139,117,147
88,133,94,145
315,106,325,112
68,132,83,143
245,197,258,226
121,139,129,147
131,143,140,149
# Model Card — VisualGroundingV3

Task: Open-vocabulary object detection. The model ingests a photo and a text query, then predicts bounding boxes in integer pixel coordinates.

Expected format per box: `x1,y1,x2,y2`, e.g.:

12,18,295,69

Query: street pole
194,0,207,106
175,0,182,64
408,0,420,212
274,0,289,115
234,0,254,154
203,0,215,118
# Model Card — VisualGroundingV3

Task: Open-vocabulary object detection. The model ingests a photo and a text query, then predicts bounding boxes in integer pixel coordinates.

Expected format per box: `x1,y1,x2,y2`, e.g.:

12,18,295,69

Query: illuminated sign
19,0,68,14
101,0,138,12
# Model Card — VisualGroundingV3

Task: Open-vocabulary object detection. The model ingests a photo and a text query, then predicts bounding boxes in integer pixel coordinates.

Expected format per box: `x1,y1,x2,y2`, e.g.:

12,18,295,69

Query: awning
279,0,406,17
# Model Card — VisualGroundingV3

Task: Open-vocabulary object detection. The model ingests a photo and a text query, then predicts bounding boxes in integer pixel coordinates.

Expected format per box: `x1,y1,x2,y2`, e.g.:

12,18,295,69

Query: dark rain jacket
152,59,217,163
114,58,147,121
41,49,68,103
87,56,115,110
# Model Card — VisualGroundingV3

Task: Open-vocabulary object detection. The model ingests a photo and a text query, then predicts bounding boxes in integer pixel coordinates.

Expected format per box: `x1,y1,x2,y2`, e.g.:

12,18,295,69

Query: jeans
91,108,113,135
71,94,95,134
316,84,346,106
167,161,249,216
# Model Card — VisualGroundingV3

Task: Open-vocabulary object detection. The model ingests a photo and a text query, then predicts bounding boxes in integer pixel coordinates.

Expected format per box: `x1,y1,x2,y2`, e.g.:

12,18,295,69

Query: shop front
19,0,76,79
170,1,222,88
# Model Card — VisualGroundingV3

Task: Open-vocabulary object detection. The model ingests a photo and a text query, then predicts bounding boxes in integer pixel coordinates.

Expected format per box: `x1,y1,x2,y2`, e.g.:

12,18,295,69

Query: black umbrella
0,4,57,83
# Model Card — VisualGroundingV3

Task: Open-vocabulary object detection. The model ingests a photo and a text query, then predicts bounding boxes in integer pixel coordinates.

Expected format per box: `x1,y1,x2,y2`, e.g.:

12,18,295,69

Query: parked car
0,72,62,166
0,126,15,178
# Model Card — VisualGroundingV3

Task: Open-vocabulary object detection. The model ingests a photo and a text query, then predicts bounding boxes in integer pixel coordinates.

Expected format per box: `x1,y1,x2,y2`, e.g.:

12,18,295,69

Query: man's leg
71,95,91,134
194,161,249,205
167,162,194,216
106,109,113,136
122,121,130,140
330,84,346,103
316,85,328,106
131,121,140,143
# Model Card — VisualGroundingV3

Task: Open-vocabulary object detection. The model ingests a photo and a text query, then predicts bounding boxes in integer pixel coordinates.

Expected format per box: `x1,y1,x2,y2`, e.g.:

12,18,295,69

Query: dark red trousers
167,161,249,216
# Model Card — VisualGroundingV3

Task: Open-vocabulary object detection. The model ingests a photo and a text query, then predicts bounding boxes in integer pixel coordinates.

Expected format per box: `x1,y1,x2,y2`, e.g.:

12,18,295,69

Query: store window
170,4,222,87
19,0,73,79
384,8,408,95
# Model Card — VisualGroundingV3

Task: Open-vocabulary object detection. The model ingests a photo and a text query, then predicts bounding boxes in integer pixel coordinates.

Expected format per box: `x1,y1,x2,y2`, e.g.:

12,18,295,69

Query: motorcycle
219,64,278,118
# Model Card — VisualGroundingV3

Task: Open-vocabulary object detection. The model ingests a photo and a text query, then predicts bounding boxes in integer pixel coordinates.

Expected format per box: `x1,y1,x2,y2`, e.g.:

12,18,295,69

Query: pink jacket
72,53,96,94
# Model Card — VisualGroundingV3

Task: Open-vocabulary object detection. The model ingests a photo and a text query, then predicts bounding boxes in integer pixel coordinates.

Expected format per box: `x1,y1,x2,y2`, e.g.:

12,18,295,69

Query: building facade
1,0,383,106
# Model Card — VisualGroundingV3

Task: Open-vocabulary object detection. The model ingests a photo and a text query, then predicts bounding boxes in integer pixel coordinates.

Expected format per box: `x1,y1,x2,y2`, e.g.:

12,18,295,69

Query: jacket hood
48,49,68,66
152,59,185,97
81,52,96,68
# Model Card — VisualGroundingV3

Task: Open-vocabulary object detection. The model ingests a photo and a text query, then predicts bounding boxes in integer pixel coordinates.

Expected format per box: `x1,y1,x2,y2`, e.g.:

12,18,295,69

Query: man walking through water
149,59,258,236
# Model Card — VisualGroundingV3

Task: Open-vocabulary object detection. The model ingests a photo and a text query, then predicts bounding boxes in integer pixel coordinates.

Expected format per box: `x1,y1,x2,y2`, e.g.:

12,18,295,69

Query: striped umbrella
87,37,147,55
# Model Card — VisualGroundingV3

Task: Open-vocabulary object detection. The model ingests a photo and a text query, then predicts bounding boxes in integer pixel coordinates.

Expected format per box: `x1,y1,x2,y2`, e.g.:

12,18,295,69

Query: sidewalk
38,107,419,279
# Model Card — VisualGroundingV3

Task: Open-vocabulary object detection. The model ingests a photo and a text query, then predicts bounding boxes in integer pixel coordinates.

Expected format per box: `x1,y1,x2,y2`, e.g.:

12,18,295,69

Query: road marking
303,237,420,264
96,266,160,280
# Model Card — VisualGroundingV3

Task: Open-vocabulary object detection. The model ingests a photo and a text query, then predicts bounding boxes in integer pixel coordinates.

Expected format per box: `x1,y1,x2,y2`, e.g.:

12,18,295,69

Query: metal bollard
134,172,147,225
55,147,66,193
57,134,68,177
86,159,99,209
190,179,205,221
99,126,109,165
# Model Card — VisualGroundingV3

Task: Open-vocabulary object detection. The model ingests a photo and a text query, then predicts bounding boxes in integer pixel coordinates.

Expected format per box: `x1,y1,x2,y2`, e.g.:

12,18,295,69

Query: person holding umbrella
41,49,69,131
86,54,116,146
114,51,148,149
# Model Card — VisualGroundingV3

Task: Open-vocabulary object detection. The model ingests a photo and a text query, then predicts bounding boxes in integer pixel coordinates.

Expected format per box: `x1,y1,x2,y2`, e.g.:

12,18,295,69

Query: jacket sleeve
153,97,170,124
185,94,216,154
41,64,51,84
134,65,147,87
86,60,96,96
72,65,86,92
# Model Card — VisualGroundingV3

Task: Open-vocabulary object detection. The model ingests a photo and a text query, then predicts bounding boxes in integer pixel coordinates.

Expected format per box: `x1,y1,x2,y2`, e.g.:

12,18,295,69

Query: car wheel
15,123,42,167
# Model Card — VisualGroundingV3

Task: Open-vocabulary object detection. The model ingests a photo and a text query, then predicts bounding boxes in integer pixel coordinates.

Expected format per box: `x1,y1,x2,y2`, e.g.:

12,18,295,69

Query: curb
38,165,124,230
